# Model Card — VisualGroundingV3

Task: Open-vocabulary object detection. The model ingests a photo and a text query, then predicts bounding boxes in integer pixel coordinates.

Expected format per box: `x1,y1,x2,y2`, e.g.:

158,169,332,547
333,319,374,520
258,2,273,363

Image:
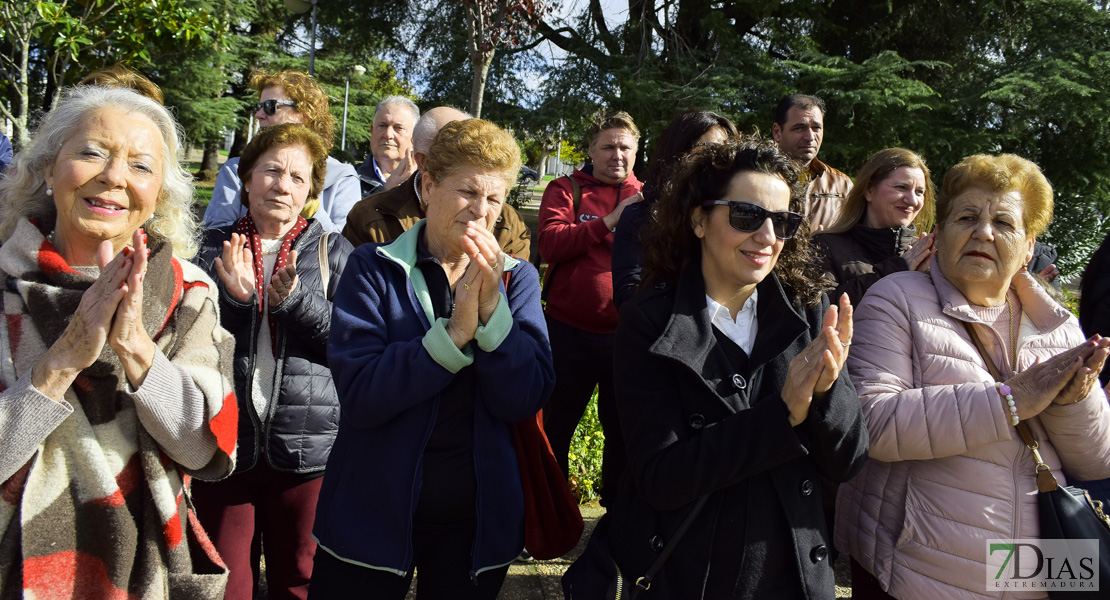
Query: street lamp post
284,0,321,75
341,65,366,152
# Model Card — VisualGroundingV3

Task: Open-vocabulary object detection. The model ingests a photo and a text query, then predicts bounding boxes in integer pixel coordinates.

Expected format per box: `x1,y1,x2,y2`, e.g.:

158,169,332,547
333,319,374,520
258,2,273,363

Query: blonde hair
937,154,1053,238
825,148,935,235
251,70,336,148
422,119,522,187
238,124,329,210
0,85,199,257
587,111,640,148
79,64,164,105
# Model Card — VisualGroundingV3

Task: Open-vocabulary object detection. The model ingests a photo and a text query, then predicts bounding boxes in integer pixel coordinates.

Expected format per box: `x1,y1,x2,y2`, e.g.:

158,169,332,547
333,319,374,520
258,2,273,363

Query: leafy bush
567,387,605,504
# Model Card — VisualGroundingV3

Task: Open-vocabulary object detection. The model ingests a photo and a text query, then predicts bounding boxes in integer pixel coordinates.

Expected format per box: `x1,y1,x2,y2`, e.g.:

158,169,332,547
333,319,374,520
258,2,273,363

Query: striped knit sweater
0,218,238,599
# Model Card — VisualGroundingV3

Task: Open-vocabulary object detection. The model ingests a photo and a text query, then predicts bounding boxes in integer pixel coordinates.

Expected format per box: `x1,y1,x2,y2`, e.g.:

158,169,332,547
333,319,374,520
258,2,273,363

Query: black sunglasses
253,98,298,116
702,200,804,240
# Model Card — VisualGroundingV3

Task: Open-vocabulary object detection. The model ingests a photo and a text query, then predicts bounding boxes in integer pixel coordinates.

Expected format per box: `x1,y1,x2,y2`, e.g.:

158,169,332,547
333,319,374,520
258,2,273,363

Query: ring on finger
841,340,851,348
464,283,470,291
804,355,810,364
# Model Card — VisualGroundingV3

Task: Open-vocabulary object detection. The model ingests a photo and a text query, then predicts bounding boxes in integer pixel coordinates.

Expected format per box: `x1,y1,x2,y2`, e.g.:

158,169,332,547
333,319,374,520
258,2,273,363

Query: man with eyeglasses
202,70,362,232
771,94,852,232
356,96,419,197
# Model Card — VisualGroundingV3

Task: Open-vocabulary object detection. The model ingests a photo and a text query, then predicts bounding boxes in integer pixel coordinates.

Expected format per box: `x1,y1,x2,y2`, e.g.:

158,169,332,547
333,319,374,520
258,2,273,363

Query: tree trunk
537,150,552,179
13,35,31,149
229,122,249,159
469,49,494,118
200,139,221,172
464,2,494,119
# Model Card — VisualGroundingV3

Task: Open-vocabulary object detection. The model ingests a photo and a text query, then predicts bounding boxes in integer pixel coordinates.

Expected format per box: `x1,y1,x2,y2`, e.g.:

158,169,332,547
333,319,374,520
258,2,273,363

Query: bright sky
519,0,626,98
536,0,626,63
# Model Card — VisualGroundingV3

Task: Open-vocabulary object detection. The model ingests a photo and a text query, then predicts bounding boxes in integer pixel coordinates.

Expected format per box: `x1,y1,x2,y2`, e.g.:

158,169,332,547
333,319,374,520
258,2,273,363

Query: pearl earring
46,187,53,196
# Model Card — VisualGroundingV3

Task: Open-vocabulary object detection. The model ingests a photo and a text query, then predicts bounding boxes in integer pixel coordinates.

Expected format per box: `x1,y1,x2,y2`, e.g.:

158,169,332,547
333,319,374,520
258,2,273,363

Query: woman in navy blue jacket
309,119,555,600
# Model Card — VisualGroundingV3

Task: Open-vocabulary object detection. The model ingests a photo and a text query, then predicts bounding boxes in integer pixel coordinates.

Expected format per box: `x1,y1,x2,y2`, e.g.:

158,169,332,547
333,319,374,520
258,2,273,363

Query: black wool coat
195,220,353,474
608,257,869,599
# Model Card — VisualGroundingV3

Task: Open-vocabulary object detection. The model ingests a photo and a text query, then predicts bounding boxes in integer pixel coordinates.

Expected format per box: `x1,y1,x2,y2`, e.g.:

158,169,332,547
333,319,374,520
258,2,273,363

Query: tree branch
589,0,620,56
535,20,612,69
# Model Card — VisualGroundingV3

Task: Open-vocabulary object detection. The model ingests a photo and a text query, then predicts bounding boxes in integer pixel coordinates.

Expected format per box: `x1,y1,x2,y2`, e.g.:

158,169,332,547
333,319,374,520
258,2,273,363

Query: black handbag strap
633,494,710,595
961,321,1060,493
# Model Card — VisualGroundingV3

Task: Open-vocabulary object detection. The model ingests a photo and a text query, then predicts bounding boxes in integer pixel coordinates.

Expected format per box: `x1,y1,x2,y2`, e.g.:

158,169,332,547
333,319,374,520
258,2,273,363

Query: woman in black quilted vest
191,123,353,600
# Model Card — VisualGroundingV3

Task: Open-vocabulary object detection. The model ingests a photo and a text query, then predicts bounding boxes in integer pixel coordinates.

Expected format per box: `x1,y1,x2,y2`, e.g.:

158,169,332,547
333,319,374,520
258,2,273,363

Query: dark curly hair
641,136,825,307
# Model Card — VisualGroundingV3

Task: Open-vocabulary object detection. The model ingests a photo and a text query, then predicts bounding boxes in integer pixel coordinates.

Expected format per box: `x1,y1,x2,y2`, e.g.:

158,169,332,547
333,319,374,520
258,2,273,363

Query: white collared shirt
707,290,758,356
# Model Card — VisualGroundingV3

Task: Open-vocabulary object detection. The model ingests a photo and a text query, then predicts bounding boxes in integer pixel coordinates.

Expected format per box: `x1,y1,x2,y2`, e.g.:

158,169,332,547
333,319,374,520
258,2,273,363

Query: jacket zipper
257,229,314,469
243,302,264,469
391,253,437,575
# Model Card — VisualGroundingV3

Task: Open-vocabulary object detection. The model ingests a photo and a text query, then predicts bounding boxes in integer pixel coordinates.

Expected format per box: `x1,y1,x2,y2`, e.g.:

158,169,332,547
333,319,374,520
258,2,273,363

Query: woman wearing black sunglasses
576,138,868,599
202,70,362,233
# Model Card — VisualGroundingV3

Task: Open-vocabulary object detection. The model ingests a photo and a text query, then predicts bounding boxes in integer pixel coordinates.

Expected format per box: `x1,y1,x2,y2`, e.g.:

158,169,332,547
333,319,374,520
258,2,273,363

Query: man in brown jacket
341,106,532,259
772,94,853,232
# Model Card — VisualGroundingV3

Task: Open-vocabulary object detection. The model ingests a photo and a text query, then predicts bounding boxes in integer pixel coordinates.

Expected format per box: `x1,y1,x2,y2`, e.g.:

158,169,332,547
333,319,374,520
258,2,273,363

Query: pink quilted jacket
836,260,1110,600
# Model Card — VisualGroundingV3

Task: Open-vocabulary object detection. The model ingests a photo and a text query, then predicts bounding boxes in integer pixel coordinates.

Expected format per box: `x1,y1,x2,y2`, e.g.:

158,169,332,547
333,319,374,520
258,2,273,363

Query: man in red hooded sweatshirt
538,111,643,505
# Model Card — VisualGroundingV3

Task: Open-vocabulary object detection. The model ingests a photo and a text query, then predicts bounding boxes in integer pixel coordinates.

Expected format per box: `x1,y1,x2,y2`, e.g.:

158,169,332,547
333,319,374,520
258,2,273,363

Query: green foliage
1059,285,1082,318
567,387,605,504
1,0,228,147
557,140,588,166
531,0,1110,281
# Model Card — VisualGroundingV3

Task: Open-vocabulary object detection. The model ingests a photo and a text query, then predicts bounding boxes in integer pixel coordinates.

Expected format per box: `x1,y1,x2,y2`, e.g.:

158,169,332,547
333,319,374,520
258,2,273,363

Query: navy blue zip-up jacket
313,220,555,577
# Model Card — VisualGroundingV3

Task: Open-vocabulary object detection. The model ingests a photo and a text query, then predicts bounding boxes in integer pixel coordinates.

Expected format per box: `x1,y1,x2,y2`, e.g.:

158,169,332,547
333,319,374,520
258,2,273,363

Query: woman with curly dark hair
566,138,869,599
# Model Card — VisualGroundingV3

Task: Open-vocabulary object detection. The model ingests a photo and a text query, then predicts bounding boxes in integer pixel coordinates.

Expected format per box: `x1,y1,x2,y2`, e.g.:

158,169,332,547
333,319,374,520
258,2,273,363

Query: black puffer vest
195,220,353,473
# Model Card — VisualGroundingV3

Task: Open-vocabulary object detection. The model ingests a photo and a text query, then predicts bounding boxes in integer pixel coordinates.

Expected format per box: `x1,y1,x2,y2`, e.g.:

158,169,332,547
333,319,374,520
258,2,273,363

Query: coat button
731,374,747,390
688,414,705,430
811,545,829,563
801,480,814,496
649,535,665,552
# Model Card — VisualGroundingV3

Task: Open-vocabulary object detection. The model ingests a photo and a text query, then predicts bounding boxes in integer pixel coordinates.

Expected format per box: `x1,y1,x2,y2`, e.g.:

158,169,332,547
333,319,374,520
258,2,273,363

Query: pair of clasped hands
35,229,153,398
1004,334,1109,420
445,223,505,350
782,293,854,427
215,233,299,307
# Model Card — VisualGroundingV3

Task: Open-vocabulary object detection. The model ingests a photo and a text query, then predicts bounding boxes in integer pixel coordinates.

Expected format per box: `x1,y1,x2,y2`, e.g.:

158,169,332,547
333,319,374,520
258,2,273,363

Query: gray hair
0,85,199,258
374,95,420,123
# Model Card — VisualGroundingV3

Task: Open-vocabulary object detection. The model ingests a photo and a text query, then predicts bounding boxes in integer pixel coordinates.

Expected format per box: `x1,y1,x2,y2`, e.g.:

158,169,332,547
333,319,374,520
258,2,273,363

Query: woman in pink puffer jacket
836,154,1110,600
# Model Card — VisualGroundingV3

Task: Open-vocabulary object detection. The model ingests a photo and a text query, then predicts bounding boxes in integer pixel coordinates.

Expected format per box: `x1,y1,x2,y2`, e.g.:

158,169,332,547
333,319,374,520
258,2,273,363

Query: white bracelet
996,382,1019,426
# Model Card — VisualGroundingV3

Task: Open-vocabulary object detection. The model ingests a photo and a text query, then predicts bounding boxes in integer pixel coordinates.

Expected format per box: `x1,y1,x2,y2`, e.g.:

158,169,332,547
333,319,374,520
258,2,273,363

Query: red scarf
234,214,308,351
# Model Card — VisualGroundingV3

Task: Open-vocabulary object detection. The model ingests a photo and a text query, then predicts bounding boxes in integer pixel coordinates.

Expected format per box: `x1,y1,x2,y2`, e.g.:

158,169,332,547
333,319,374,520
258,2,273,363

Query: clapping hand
461,223,504,325
446,223,506,349
214,233,256,303
903,232,935,272
33,229,153,397
782,293,854,426
266,250,298,306
1004,335,1110,420
105,229,156,387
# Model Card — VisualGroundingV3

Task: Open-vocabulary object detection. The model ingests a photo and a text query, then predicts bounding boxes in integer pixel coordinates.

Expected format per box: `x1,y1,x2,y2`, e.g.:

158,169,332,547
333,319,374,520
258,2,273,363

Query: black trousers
542,315,627,505
307,523,509,600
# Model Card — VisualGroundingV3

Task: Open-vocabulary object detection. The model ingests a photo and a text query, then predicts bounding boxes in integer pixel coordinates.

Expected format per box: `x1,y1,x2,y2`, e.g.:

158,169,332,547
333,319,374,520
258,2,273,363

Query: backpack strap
540,176,581,304
318,231,332,301
568,176,582,214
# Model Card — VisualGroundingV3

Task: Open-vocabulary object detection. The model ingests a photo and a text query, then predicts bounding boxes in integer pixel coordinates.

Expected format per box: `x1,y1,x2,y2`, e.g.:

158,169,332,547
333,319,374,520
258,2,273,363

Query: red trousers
192,463,324,600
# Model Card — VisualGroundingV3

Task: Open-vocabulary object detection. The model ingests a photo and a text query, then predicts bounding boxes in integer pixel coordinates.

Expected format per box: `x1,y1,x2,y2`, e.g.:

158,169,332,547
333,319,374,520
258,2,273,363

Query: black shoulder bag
562,494,709,600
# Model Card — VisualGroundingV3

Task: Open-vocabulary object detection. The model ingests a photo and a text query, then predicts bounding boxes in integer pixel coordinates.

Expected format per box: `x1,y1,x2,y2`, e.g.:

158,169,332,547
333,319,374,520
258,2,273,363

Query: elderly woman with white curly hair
0,85,238,598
